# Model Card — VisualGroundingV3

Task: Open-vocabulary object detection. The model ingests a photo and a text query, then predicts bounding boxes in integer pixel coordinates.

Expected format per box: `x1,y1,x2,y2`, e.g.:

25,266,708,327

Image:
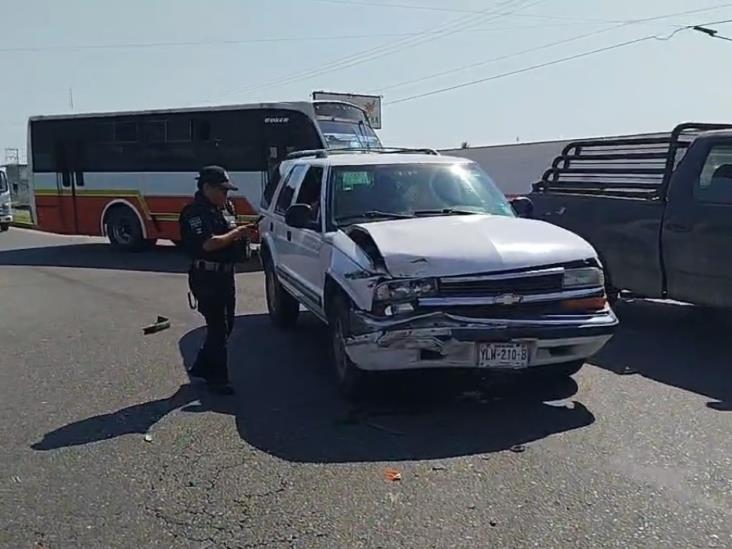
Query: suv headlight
563,267,604,289
374,278,438,302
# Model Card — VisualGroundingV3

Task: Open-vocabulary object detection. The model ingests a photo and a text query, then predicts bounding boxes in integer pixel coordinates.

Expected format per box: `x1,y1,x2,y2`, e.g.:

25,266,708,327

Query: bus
28,100,381,250
0,168,11,231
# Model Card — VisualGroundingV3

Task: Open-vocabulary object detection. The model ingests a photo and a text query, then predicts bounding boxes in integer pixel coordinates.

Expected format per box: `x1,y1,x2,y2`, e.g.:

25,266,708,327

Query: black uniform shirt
179,191,240,263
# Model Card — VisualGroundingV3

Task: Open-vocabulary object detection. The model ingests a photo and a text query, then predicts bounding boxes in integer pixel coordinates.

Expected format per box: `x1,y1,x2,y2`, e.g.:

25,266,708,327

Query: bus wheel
106,206,148,251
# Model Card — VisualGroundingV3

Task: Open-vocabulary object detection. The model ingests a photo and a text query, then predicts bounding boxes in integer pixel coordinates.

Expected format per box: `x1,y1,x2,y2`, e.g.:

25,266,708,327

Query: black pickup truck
527,122,732,308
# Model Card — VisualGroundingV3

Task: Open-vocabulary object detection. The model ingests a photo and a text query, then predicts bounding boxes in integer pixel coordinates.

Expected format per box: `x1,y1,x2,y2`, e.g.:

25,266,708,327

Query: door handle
287,230,292,241
666,223,692,233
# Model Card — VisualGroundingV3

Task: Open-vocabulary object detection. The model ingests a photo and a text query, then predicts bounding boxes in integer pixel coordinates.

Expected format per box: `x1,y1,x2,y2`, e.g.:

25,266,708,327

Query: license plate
477,343,529,368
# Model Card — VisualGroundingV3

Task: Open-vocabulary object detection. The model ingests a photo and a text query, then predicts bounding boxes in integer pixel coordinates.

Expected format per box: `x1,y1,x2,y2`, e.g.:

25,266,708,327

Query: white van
0,168,12,231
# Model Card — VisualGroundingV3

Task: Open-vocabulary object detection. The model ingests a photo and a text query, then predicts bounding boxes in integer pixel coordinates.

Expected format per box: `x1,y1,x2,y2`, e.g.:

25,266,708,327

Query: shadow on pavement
592,300,732,412
178,313,594,463
31,384,197,450
32,313,594,460
0,243,262,274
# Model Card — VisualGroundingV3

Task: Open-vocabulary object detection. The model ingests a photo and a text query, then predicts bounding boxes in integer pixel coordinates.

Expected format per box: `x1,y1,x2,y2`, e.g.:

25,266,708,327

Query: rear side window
696,144,732,204
274,165,307,215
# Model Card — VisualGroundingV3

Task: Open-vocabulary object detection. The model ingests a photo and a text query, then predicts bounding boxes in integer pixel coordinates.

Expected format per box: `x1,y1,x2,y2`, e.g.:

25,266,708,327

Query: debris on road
432,464,448,471
142,316,171,335
509,444,526,453
144,434,153,443
384,468,402,482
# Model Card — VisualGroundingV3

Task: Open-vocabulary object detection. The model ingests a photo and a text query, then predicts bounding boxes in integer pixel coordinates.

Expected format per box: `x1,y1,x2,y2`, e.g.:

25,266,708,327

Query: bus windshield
318,120,381,150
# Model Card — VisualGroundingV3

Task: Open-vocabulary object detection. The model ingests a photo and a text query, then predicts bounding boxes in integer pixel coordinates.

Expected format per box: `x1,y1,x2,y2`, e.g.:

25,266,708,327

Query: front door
663,139,732,307
288,166,326,314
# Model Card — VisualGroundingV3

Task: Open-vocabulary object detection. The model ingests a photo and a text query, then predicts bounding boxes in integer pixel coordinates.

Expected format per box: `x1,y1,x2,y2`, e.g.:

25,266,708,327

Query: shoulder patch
188,216,204,235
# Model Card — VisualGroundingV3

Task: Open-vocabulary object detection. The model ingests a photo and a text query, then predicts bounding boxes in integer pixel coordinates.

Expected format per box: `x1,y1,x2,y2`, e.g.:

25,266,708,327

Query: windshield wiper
413,208,481,216
336,210,414,223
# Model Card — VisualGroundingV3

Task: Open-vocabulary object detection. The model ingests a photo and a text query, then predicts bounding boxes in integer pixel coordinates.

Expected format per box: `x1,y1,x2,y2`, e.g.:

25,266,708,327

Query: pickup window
695,144,732,204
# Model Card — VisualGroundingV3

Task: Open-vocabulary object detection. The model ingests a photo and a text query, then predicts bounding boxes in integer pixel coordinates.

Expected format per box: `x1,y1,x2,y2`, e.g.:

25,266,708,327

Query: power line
310,0,682,26
211,0,544,100
386,29,690,106
371,3,732,94
0,23,613,54
214,0,533,97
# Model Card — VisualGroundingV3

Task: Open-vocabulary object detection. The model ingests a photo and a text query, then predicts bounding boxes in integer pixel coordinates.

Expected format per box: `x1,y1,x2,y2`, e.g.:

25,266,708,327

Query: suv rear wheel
264,256,299,329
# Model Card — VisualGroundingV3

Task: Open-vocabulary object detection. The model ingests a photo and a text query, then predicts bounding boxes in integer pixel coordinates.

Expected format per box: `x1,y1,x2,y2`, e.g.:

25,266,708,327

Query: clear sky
1,0,732,160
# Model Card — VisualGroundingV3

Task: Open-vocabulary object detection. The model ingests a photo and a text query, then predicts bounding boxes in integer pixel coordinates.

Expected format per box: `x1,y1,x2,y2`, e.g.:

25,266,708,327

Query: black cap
196,165,238,190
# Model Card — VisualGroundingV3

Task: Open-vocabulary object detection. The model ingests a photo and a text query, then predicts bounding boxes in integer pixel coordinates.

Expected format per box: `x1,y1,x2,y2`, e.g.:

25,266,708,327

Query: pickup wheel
606,286,620,307
264,258,299,329
329,293,367,399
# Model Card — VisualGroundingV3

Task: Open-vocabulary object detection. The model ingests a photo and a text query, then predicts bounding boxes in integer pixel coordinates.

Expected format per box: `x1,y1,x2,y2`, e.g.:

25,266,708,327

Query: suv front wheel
329,293,367,398
264,257,299,329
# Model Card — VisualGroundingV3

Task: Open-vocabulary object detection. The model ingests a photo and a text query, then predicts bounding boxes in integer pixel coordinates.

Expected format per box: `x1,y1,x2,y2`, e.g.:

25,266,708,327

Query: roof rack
285,147,440,160
532,122,732,198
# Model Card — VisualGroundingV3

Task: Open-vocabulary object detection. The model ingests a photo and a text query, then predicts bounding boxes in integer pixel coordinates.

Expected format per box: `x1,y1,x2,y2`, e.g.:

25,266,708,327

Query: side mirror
510,196,534,218
285,203,317,230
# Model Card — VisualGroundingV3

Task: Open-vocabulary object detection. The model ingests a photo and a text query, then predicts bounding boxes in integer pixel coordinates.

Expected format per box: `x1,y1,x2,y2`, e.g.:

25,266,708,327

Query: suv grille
438,272,563,298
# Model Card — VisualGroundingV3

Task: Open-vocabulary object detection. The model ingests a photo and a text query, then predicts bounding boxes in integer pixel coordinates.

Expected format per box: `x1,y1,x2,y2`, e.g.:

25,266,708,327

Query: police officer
179,166,249,395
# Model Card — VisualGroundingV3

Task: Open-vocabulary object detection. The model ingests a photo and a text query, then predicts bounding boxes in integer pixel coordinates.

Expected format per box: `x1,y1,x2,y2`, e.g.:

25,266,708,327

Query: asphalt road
1,228,731,549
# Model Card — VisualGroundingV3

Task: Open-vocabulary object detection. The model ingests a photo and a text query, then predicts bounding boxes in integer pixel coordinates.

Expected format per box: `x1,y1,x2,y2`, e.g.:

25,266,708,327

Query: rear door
662,138,732,307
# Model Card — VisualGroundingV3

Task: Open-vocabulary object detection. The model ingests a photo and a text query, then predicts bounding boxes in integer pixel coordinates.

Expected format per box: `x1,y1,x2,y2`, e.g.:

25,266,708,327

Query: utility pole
69,87,74,111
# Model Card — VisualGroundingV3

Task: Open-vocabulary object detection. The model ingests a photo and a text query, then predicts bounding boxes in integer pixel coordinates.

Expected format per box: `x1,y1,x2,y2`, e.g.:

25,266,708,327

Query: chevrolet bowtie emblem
494,293,523,305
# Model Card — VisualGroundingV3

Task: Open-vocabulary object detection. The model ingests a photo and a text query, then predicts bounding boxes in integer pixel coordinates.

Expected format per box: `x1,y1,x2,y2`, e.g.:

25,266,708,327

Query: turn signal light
561,296,608,312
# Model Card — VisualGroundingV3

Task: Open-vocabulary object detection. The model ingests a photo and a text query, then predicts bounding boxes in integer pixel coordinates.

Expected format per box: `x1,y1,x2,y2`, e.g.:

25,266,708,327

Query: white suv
258,149,617,397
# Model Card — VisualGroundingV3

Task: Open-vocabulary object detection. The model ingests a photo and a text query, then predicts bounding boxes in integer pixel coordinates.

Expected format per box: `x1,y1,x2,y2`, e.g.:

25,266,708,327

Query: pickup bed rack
532,122,732,198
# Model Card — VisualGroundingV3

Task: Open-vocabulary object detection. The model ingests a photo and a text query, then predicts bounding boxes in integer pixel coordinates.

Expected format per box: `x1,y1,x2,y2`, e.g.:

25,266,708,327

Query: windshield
318,120,381,150
0,172,7,193
330,162,514,226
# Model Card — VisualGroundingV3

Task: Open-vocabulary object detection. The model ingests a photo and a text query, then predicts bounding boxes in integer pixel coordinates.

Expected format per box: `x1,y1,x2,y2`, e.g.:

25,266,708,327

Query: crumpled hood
353,215,597,278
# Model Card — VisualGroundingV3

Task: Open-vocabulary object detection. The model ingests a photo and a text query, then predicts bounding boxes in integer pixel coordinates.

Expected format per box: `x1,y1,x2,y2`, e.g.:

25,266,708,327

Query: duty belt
192,259,235,273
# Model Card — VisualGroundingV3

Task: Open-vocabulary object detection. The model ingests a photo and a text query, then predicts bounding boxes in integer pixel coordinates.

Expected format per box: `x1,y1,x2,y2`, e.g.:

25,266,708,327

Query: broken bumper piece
346,309,618,371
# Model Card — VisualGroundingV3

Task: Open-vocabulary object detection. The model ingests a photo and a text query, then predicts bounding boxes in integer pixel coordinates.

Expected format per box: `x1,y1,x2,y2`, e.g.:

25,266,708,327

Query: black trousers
188,267,236,384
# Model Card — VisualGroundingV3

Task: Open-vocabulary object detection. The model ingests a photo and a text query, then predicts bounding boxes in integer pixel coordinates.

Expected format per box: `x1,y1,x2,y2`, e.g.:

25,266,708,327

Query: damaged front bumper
345,308,618,372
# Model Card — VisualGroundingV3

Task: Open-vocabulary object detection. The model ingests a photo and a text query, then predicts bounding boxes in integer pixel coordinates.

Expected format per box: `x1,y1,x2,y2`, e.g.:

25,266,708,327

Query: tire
106,207,151,251
606,285,620,307
328,293,367,399
0,223,9,232
263,257,299,329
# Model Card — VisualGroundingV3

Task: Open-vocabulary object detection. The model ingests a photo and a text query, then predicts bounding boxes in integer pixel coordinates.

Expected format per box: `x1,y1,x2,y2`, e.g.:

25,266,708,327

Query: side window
274,165,307,215
262,162,292,210
295,167,324,222
695,144,732,205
